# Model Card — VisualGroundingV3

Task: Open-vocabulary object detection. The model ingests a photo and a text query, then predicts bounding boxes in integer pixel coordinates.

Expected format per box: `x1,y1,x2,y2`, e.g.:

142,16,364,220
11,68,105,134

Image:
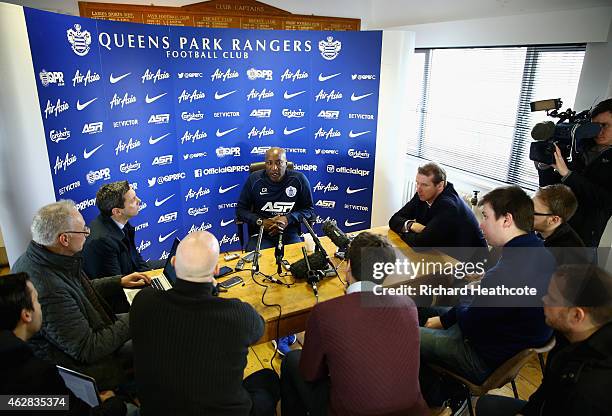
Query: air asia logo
188,206,209,216
316,200,336,209
281,69,308,82
110,93,136,109
194,165,248,177
86,168,111,185
282,109,305,118
315,149,339,155
183,152,207,160
284,127,305,136
352,74,377,80
294,164,317,172
115,138,140,155
348,149,371,159
262,202,295,214
247,88,274,101
348,113,375,120
53,153,77,174
142,68,170,83
185,186,210,201
219,233,240,247
211,68,239,81
72,69,100,87
181,111,204,121
313,181,339,193
152,155,173,166
314,128,341,139
317,110,339,120
44,99,69,119
214,111,240,118
251,146,271,156
158,211,178,224
218,202,238,210
180,130,207,144
247,68,273,81
148,114,170,124
120,161,141,173
248,126,274,139
39,70,64,87
178,89,205,103
319,36,341,60
250,109,272,118
189,222,213,234
148,172,186,187
138,202,147,212
315,90,342,102
178,72,203,79
216,147,240,157
67,24,91,56
82,122,103,135
58,180,80,195
137,240,151,253
326,165,370,177
113,119,138,128
345,203,369,211
49,128,71,143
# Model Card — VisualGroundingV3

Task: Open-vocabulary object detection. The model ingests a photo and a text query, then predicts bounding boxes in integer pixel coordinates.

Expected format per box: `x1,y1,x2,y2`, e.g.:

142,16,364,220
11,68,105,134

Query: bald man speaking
236,147,315,251
130,231,280,415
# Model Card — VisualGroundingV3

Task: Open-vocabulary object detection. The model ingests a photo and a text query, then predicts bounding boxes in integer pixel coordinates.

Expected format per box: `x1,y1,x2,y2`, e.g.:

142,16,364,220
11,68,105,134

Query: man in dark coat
11,200,149,390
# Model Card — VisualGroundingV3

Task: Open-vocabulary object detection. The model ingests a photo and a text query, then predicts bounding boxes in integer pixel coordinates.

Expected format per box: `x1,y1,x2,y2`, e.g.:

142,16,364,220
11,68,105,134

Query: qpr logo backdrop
25,7,381,259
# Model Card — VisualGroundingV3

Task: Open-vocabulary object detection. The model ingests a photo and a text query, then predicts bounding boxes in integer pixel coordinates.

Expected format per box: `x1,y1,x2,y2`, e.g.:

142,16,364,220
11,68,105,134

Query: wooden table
214,226,456,343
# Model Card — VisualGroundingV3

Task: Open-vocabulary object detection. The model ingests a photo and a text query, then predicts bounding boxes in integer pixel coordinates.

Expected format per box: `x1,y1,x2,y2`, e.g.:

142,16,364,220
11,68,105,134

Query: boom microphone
290,251,328,280
322,219,351,251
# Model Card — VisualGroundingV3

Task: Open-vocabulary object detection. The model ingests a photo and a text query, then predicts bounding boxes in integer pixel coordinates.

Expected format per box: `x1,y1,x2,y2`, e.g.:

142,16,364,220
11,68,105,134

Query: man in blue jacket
420,186,556,385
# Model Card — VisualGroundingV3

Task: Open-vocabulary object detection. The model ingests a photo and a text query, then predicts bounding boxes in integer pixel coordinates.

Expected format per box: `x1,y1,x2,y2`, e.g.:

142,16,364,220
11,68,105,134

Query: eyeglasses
534,212,555,216
61,226,90,236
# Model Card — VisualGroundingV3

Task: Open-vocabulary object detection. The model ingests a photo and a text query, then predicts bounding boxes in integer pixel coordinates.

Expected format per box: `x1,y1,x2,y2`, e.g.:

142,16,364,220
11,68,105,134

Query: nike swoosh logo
149,133,170,145
345,220,365,227
215,90,237,100
158,230,177,243
220,219,234,227
83,144,103,159
109,72,131,84
348,130,371,138
145,92,167,104
284,127,305,135
154,194,175,207
76,97,97,111
284,90,306,99
351,92,373,101
346,187,367,194
216,127,237,137
318,72,341,82
219,184,239,194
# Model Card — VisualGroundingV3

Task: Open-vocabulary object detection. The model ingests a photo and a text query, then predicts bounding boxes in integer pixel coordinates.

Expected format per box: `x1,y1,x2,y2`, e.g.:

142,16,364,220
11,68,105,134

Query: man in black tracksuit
236,147,315,251
537,98,612,248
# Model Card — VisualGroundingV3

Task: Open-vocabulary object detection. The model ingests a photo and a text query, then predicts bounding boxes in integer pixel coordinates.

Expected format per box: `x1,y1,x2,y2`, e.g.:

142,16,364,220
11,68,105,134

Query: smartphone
214,266,233,279
242,251,261,263
218,276,244,289
224,253,240,261
281,259,291,271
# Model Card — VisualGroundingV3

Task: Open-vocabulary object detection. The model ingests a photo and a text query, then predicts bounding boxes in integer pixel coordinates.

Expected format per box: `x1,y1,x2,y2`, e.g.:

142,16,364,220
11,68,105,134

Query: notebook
57,365,100,407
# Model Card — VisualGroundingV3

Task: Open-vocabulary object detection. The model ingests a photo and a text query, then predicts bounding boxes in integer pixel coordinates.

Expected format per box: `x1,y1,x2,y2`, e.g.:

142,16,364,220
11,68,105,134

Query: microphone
253,225,264,273
290,251,328,280
275,231,284,275
322,219,351,251
531,121,556,141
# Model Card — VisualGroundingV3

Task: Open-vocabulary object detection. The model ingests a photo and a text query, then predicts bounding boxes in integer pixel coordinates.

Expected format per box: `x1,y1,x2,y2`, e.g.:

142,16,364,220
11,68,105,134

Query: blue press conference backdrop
24,7,382,260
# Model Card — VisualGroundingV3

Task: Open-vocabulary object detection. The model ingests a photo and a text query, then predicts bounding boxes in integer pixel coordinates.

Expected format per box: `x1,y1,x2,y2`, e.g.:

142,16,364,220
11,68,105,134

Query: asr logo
67,24,91,56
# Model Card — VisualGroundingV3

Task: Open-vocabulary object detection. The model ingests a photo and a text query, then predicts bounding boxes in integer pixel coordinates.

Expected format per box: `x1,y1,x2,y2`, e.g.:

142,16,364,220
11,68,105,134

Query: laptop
57,365,100,407
124,237,180,304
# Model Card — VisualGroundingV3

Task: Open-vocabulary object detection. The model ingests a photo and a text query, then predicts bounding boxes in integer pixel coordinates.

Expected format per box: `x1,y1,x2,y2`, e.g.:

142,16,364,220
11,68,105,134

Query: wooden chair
429,337,555,416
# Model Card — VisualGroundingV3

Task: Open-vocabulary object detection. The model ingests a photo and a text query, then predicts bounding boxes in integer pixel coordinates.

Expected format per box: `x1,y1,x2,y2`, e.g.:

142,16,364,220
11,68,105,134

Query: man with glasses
11,200,150,390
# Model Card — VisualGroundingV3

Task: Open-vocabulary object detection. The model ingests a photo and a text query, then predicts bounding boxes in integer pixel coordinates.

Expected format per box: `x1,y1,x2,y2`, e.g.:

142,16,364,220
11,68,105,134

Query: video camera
529,98,601,165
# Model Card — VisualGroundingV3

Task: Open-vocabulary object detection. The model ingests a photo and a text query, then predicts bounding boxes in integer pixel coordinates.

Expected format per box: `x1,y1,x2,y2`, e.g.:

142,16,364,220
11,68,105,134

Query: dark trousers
280,350,329,416
244,369,281,416
475,395,527,416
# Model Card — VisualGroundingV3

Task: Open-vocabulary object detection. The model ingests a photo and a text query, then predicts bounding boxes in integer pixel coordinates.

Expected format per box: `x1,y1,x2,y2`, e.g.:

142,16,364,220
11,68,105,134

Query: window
406,45,586,189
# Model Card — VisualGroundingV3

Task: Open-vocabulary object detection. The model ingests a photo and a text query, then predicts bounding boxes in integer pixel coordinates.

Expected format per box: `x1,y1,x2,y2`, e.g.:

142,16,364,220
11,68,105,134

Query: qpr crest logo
286,186,297,198
67,24,92,56
319,36,342,61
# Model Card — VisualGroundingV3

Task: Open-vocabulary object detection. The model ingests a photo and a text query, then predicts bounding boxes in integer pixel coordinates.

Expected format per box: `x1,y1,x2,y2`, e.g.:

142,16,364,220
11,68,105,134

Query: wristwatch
256,218,263,226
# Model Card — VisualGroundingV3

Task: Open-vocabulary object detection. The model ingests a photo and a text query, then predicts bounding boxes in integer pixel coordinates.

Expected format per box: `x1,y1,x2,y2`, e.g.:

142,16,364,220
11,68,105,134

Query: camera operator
538,98,612,248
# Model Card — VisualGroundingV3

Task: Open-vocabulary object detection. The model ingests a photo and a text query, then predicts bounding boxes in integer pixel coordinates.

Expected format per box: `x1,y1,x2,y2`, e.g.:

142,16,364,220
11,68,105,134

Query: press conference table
208,225,458,344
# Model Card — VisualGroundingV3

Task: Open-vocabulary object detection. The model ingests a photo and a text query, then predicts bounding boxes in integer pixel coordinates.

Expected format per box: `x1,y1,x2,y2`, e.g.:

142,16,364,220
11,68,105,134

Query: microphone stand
301,216,339,278
275,231,284,275
252,224,264,277
302,247,319,298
